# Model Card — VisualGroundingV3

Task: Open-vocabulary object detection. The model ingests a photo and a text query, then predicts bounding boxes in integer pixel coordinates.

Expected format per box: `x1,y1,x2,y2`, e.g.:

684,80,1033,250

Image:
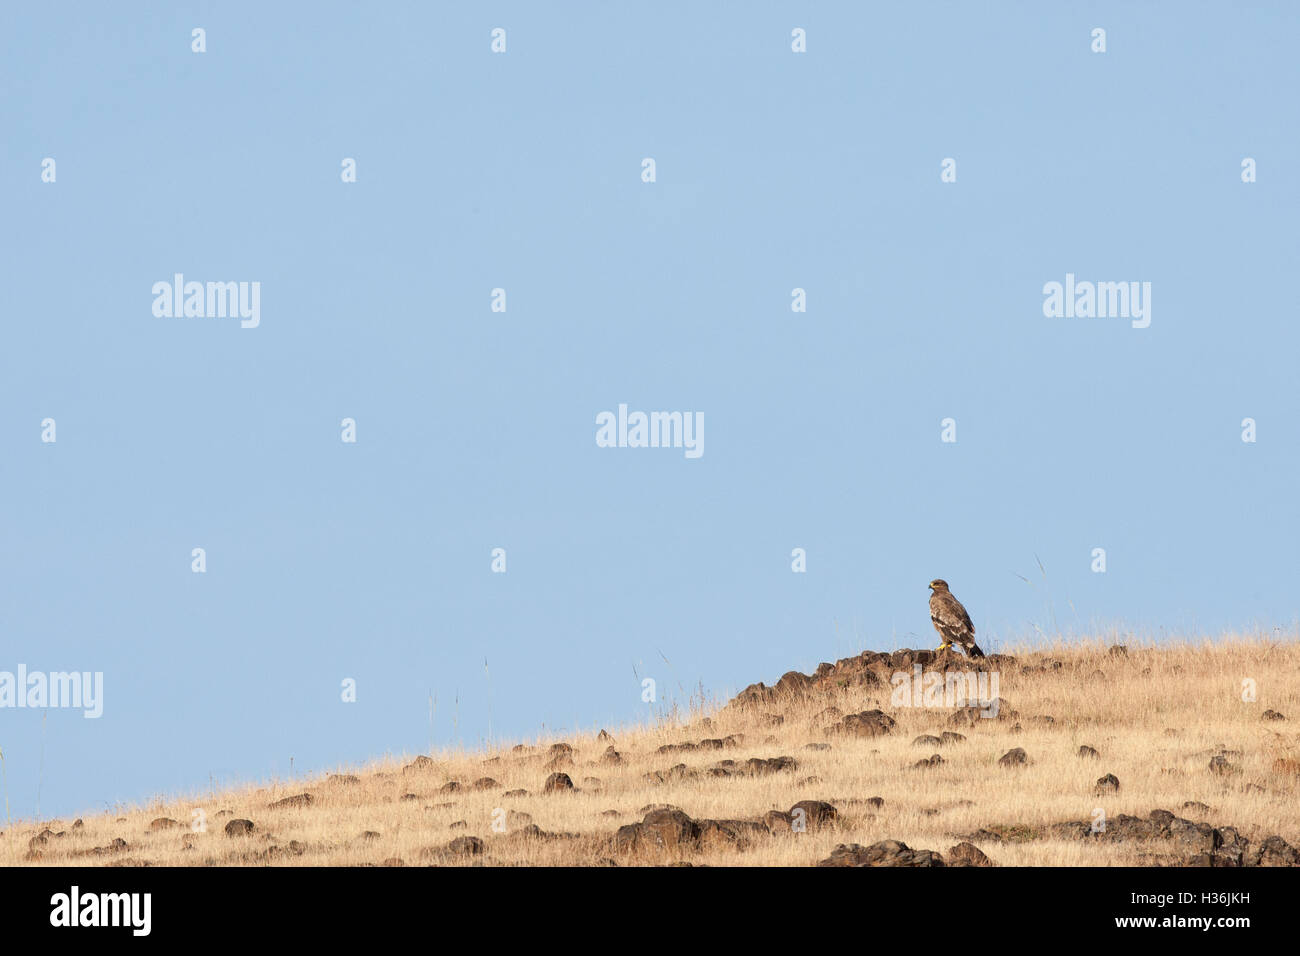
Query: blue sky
2,2,1297,820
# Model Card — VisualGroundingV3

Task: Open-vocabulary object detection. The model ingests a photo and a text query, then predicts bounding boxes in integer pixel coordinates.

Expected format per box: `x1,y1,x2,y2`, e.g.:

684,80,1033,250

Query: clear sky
2,2,1297,820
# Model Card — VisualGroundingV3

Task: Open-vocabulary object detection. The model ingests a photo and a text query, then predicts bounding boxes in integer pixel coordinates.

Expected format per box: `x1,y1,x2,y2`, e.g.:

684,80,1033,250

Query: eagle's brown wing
930,591,975,641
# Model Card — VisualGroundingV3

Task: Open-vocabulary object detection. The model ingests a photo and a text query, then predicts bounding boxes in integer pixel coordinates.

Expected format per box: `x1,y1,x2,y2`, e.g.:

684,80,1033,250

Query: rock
597,729,614,741
327,774,360,786
950,698,1014,725
403,755,436,773
1181,801,1211,816
946,842,992,867
803,742,831,752
772,670,813,698
614,809,700,854
543,772,574,793
1208,755,1238,776
791,800,838,830
600,746,624,765
912,734,942,748
1261,709,1286,722
696,818,768,851
224,819,256,837
865,796,885,809
471,777,499,791
1094,774,1120,794
503,789,528,797
998,748,1028,767
940,732,966,746
818,840,945,867
267,793,312,810
425,836,485,860
913,754,944,769
1077,745,1100,759
744,756,796,775
1245,835,1299,867
148,818,182,831
1109,645,1128,657
826,710,896,738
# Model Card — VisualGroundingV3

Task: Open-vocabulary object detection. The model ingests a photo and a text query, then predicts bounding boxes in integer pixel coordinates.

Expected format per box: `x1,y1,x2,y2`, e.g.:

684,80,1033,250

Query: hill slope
7,638,1300,866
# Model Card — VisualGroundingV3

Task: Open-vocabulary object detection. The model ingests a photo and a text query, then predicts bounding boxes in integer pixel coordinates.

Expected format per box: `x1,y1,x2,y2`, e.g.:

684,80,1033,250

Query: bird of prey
929,579,985,658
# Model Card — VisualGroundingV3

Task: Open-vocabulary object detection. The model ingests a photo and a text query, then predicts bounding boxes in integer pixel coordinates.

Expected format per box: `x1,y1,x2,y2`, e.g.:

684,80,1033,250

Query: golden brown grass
4,637,1299,866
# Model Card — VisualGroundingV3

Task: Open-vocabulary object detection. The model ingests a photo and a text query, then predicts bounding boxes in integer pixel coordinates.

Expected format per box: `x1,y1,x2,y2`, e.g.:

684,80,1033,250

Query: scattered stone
1209,755,1239,776
826,710,896,738
912,734,942,748
765,800,838,834
946,842,993,867
914,754,944,769
1245,835,1300,867
148,818,182,831
422,835,485,861
950,698,1015,726
1094,773,1120,794
1078,745,1100,759
403,755,435,773
998,748,1028,767
224,819,256,837
818,840,944,867
267,793,313,810
614,809,700,854
1261,709,1286,722
543,772,574,793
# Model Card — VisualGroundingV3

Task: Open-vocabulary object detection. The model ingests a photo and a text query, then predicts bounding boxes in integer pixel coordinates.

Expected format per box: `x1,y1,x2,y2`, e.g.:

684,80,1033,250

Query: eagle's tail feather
966,641,985,659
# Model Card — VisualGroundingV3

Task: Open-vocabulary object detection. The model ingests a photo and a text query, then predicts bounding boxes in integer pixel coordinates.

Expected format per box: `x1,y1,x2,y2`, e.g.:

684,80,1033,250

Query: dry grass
4,636,1299,866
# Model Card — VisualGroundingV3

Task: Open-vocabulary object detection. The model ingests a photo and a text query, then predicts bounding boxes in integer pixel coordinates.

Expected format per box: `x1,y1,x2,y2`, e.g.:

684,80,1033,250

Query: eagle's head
928,579,949,592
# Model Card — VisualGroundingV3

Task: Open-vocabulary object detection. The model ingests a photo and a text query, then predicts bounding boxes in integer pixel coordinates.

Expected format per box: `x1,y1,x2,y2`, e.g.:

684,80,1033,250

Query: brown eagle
928,579,984,658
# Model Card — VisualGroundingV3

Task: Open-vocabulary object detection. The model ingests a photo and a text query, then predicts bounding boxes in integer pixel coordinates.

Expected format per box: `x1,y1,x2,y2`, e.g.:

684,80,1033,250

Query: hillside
6,638,1300,867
